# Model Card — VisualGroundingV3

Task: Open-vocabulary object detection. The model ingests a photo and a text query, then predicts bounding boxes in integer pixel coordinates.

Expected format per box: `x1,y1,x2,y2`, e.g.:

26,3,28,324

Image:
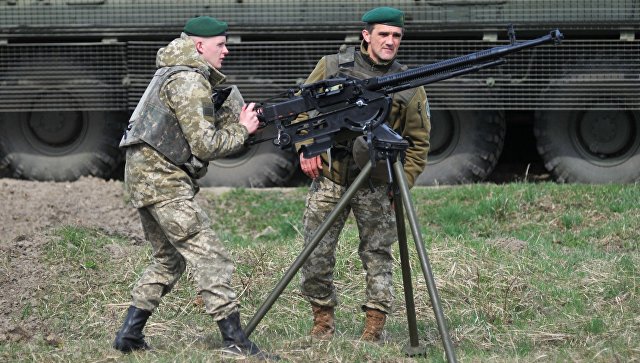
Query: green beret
361,7,405,27
183,16,228,37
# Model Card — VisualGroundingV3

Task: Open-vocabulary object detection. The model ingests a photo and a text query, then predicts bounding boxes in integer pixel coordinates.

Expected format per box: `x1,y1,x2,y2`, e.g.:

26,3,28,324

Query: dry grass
1,183,638,362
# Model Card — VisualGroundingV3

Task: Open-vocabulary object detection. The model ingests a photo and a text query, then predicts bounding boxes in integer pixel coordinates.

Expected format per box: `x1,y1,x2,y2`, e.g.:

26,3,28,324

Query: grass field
2,183,638,362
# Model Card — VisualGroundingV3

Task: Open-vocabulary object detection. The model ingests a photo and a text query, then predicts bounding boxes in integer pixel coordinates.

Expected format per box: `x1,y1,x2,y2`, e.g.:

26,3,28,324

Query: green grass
1,183,638,362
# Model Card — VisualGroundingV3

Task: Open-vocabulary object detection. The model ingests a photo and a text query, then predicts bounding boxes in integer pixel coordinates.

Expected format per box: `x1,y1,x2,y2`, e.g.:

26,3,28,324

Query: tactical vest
119,65,208,165
326,46,413,184
329,45,408,83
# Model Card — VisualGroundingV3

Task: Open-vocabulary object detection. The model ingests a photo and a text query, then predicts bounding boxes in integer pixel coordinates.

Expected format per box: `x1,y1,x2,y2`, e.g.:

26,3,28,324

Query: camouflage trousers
300,176,397,314
131,197,238,321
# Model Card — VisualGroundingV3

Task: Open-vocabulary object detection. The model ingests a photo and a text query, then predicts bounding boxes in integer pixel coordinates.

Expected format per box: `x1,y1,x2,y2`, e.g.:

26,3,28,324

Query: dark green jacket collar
359,40,396,71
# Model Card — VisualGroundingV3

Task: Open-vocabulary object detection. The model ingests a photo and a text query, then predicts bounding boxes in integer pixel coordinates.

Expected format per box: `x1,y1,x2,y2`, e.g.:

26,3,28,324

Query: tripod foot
403,343,428,357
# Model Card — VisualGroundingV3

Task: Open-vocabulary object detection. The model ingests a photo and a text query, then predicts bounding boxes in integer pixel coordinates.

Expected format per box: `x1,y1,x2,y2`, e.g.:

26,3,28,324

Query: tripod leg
392,160,458,363
393,189,427,356
244,161,373,337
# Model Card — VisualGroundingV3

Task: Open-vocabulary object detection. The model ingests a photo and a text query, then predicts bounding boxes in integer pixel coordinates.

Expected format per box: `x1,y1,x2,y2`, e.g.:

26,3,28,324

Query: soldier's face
362,24,403,64
195,35,229,69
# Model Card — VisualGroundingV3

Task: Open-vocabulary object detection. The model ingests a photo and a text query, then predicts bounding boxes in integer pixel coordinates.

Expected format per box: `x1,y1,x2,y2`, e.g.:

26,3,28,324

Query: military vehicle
1,0,638,185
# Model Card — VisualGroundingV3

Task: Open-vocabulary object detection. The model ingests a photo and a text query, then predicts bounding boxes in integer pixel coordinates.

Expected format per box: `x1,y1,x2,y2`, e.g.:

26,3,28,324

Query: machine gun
253,27,563,163
245,27,563,363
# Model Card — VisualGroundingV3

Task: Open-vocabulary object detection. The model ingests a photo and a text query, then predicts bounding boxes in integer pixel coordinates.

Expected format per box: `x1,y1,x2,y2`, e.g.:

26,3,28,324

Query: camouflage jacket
298,42,431,187
124,33,247,208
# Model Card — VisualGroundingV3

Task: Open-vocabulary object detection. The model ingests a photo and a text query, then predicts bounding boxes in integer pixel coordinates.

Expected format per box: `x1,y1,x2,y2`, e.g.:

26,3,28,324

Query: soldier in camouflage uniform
297,7,431,342
113,16,275,360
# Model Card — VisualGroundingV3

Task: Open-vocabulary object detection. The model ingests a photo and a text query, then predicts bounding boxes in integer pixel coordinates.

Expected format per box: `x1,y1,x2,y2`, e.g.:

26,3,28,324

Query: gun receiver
254,28,564,158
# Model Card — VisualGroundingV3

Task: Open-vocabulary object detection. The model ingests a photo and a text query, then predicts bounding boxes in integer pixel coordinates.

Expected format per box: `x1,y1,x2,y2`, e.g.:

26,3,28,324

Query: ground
0,177,144,343
0,171,537,344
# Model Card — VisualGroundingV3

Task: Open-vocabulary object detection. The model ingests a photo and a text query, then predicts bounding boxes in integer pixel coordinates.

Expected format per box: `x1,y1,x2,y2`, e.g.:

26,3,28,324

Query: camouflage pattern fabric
300,177,397,314
296,41,430,188
124,34,248,209
119,66,201,165
214,85,244,129
131,197,238,321
124,144,200,209
298,41,430,315
123,33,250,320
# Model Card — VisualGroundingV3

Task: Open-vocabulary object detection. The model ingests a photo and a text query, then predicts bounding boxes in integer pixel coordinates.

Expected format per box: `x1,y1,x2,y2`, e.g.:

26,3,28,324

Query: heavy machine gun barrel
364,29,563,92
253,28,564,155
246,29,563,363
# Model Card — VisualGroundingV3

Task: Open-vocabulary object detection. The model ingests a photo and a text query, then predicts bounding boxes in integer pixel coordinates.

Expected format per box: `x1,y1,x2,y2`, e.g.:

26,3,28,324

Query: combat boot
113,305,152,352
217,311,279,361
310,304,335,340
361,308,386,342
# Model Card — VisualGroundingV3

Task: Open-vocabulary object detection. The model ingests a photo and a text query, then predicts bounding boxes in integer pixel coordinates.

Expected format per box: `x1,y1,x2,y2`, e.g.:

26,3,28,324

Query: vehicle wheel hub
576,110,635,159
27,111,83,146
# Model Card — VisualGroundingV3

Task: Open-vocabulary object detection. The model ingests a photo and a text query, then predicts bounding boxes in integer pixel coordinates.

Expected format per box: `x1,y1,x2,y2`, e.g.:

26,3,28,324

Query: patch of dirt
0,177,142,242
0,177,143,343
0,173,545,344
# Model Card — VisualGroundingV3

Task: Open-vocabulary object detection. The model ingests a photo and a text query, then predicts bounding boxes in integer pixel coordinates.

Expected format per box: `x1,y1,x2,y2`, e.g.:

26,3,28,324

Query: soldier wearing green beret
113,16,276,360
297,7,431,342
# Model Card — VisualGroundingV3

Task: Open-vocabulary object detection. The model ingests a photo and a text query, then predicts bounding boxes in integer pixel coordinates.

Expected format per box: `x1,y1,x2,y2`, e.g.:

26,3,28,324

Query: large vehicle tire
0,110,126,181
534,108,640,183
198,127,297,187
415,109,506,185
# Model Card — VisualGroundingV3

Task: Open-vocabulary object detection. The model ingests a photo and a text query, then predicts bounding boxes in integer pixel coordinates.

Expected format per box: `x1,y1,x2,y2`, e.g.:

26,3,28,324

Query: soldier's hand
239,102,259,134
300,153,322,179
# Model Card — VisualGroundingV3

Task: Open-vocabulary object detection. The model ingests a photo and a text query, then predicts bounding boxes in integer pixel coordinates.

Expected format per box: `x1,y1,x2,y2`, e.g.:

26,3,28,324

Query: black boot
217,312,278,360
113,306,152,353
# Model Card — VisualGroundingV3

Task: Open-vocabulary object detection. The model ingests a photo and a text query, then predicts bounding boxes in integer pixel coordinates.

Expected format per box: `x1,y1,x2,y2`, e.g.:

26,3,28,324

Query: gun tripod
243,144,457,363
